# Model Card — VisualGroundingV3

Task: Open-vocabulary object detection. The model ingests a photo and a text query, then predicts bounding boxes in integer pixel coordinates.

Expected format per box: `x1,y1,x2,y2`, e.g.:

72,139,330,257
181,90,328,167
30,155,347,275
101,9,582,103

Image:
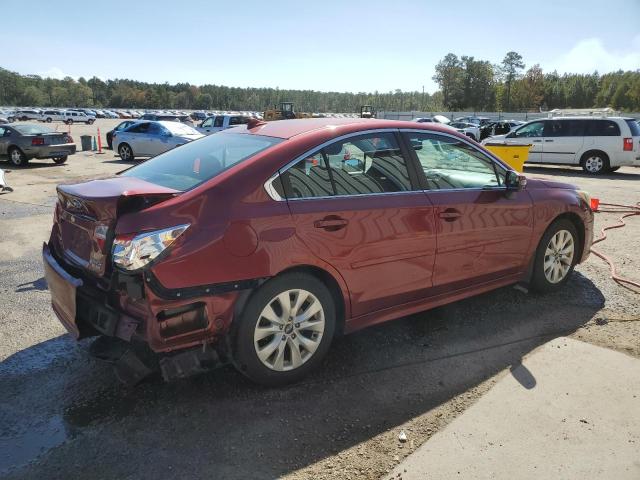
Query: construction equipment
360,105,376,118
263,102,310,121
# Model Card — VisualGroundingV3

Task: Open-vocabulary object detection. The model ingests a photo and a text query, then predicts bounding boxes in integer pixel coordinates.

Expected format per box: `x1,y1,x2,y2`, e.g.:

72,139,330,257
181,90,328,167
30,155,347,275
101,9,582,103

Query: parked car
38,110,66,123
455,116,492,127
106,120,139,149
191,111,208,121
479,120,523,141
0,116,8,124
15,109,41,121
0,123,75,166
196,114,251,135
139,113,193,125
103,110,120,119
62,111,94,125
43,118,594,386
482,116,640,174
113,120,203,160
449,121,481,141
413,115,451,124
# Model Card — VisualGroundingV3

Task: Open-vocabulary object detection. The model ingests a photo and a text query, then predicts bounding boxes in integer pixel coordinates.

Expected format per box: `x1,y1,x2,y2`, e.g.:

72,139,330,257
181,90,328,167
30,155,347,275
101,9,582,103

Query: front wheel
530,219,579,292
46,117,52,123
87,119,94,125
232,273,336,386
52,156,68,164
66,119,73,125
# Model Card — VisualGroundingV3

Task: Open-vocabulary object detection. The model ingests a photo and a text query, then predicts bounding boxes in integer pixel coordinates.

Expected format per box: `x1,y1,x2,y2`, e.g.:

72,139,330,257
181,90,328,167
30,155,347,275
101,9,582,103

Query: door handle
314,216,348,231
544,139,554,142
532,139,542,143
438,208,462,222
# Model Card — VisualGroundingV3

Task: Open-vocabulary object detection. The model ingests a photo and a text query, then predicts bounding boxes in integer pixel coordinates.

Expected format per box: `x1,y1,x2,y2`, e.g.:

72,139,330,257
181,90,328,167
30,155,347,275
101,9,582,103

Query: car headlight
112,224,189,272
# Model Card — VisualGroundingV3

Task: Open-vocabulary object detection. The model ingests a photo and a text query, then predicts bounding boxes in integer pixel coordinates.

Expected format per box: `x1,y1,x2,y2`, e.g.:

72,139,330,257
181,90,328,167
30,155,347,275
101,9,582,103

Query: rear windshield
121,133,282,191
625,119,640,136
13,124,53,135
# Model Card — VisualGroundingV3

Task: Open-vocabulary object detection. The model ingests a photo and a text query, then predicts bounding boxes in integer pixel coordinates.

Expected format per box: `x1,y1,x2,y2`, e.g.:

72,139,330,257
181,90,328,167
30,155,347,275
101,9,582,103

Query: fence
377,111,640,121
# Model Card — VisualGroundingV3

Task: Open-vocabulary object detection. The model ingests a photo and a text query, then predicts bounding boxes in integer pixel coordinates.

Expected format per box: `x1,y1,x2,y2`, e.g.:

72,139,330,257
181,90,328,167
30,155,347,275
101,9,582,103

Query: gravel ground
0,129,638,480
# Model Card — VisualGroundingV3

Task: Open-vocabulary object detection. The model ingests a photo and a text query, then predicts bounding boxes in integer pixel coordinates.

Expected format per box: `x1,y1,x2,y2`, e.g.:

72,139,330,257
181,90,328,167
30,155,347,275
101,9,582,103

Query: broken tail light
112,224,189,272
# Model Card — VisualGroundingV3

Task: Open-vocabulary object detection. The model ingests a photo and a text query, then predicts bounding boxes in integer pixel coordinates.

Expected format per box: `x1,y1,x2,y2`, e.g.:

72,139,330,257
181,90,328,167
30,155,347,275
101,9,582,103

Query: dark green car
0,123,76,167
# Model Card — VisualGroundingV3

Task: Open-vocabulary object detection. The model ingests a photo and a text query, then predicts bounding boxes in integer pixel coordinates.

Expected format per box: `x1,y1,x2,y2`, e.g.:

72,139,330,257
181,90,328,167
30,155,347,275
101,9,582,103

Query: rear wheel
66,119,73,125
118,143,134,161
52,156,68,164
87,119,94,125
232,272,336,386
46,117,52,123
8,147,27,167
530,219,579,292
581,151,609,174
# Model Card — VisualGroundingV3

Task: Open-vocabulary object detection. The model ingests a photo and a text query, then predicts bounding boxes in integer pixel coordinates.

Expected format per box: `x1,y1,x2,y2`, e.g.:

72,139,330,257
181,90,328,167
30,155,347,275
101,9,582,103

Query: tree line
1,53,639,113
433,51,640,112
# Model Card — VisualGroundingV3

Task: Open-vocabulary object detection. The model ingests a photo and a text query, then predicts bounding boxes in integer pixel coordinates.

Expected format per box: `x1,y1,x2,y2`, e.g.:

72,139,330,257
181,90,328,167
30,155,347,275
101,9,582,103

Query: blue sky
4,0,640,93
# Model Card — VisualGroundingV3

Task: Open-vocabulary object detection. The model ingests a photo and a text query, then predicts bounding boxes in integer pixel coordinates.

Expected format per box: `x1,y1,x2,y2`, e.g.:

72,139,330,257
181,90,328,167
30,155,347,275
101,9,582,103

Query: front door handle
532,139,542,143
438,208,462,222
314,216,348,231
544,139,554,142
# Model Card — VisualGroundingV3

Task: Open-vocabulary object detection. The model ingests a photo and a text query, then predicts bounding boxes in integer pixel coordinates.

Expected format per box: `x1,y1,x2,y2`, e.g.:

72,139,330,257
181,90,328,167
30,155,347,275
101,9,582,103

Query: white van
483,116,640,174
62,111,94,125
196,114,250,135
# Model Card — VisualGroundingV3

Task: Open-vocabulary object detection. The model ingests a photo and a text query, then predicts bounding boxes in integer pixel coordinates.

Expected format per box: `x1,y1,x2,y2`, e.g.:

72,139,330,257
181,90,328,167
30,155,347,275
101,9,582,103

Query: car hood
525,177,577,190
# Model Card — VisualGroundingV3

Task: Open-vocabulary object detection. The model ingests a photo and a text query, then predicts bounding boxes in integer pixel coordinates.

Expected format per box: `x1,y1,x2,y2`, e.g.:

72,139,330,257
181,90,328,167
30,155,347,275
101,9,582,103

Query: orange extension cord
590,201,640,292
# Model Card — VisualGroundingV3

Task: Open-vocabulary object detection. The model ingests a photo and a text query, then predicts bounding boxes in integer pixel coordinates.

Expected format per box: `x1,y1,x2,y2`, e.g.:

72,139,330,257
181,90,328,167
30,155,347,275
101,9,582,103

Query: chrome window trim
262,127,513,201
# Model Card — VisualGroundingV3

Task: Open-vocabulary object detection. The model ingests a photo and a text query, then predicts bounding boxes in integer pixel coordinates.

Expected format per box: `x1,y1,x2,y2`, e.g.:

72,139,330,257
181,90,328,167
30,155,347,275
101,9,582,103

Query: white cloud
546,36,640,74
37,67,70,80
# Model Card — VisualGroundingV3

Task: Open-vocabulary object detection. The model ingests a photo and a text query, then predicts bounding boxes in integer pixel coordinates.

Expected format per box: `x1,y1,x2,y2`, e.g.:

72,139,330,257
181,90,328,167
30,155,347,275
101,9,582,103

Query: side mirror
505,170,526,191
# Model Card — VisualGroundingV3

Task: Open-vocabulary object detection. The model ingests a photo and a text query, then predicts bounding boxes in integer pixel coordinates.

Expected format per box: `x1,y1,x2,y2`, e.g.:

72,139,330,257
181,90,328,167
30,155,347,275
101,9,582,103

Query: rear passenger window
585,120,620,136
544,120,584,137
278,132,414,199
214,116,224,127
281,153,335,199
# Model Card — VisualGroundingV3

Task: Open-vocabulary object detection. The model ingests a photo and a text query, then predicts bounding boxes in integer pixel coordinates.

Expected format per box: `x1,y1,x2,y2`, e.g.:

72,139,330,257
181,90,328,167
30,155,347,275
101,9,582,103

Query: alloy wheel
253,289,325,371
584,156,603,173
119,145,131,160
543,229,575,283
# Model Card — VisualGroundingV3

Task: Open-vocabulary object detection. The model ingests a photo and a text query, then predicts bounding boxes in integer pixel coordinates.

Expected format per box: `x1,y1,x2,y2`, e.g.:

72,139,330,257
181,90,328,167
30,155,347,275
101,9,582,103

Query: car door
198,116,215,134
504,120,545,162
0,127,9,156
278,130,437,318
125,122,152,155
541,119,584,164
402,130,533,290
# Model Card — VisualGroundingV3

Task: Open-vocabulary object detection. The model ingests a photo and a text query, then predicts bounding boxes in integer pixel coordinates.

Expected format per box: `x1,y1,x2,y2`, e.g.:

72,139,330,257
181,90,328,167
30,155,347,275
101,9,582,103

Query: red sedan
43,118,594,385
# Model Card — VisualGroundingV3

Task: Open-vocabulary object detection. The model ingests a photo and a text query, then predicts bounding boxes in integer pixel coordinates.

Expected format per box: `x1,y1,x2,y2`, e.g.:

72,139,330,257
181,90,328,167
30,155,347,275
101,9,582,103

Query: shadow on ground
524,165,640,181
1,272,604,479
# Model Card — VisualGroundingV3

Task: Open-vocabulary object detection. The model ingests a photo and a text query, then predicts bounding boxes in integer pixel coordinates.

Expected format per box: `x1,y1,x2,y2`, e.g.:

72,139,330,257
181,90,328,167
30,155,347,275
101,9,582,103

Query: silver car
0,123,76,167
113,120,204,161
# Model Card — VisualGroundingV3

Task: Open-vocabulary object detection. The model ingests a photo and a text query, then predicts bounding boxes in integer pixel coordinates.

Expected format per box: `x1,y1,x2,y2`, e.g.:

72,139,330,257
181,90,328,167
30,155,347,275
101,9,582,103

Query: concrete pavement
389,337,640,479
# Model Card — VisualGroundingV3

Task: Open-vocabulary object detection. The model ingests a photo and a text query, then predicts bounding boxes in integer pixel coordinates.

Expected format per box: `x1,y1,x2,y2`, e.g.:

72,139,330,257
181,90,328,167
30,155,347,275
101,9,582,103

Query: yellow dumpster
483,143,531,172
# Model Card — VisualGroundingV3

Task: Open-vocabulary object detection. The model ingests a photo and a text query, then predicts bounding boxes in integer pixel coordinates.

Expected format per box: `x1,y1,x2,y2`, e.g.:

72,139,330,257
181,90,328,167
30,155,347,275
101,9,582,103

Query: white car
113,120,204,161
196,114,251,135
38,110,66,123
449,121,481,142
14,109,41,121
62,111,94,125
482,116,640,174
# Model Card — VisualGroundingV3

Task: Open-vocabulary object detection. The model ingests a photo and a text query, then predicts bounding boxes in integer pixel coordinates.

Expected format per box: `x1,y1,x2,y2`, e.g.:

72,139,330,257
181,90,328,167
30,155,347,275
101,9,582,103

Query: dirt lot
1,121,639,479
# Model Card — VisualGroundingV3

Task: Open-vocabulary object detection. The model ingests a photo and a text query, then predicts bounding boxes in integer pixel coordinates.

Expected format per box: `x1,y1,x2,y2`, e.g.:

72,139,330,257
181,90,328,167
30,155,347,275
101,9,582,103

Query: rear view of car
0,124,75,166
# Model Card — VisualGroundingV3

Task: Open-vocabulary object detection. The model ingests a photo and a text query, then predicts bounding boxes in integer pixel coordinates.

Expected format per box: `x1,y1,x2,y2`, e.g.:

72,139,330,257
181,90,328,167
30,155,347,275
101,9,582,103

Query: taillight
112,224,189,272
623,138,633,151
32,137,45,145
94,225,109,251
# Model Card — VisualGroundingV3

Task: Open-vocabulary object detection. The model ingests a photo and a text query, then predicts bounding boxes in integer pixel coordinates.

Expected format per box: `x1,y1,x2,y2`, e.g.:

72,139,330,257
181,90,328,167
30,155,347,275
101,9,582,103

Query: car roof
224,118,457,140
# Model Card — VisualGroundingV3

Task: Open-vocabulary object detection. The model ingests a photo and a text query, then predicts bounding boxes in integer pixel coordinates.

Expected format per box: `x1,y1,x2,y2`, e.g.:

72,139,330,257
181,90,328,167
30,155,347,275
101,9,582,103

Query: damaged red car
43,118,594,385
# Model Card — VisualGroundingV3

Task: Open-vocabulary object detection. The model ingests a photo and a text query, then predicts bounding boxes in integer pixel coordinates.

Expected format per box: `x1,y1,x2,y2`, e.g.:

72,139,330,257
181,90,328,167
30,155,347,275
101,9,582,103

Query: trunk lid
54,176,179,276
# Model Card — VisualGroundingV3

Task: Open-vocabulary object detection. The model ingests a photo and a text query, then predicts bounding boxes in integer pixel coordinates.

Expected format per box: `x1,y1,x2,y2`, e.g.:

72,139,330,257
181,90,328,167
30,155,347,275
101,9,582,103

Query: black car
106,120,139,149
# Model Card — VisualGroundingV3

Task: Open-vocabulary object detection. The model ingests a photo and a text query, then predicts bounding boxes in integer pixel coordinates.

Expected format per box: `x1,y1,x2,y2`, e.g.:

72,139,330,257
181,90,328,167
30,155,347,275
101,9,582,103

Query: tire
46,117,52,123
232,272,336,386
8,147,28,167
66,119,73,125
530,219,579,292
580,150,609,174
118,143,134,161
52,156,68,164
87,119,94,125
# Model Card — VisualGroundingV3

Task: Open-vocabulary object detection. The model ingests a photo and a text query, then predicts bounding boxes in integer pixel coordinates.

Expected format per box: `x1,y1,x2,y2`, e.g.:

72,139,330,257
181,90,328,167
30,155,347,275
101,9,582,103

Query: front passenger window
404,133,501,190
511,121,544,138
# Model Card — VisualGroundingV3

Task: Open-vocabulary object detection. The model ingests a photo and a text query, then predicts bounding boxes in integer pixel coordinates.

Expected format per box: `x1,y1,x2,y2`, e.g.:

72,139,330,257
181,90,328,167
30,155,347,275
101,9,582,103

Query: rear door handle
438,208,462,222
314,217,348,231
532,139,542,143
544,139,554,142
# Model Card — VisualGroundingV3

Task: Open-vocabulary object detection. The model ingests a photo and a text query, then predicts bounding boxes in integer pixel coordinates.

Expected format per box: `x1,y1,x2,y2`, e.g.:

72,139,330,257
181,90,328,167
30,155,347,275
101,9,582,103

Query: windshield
121,133,282,191
13,124,53,135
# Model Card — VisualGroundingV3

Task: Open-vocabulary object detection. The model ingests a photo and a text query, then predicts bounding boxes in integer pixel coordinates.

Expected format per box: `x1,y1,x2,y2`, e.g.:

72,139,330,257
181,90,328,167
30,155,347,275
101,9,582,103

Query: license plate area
43,244,83,338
